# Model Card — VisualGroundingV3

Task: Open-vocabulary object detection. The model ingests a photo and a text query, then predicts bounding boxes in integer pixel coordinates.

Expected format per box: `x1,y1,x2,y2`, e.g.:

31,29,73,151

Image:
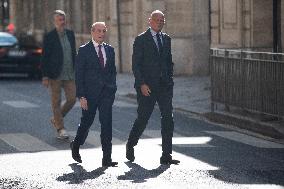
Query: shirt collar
92,38,104,48
57,29,66,37
150,28,162,37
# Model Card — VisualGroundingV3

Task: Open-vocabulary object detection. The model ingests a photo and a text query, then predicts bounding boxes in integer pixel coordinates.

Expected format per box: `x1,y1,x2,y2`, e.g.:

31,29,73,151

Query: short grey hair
150,10,164,18
53,10,66,18
91,22,107,32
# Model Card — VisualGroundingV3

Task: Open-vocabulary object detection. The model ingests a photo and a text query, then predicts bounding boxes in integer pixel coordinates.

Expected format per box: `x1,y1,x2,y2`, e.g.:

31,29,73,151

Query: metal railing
210,48,284,117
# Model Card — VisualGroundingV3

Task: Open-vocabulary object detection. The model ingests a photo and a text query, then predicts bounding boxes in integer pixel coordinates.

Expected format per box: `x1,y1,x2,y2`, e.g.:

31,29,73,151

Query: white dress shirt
150,28,163,50
92,39,107,66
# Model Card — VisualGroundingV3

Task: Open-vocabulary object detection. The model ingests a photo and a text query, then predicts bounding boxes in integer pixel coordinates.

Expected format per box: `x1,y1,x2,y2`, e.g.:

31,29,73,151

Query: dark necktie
156,33,163,55
98,44,104,68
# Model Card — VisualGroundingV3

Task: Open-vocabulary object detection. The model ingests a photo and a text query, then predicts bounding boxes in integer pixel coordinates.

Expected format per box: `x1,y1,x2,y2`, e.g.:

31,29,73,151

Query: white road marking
0,143,219,188
0,133,57,152
206,131,284,148
143,129,214,147
135,139,218,170
143,129,182,138
69,130,124,147
2,100,39,108
113,100,137,108
141,137,214,148
73,100,136,108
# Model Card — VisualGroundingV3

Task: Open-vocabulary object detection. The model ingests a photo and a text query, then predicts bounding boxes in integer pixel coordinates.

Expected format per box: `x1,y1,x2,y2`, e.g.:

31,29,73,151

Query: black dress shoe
160,156,180,165
102,159,118,167
70,141,82,163
126,143,135,162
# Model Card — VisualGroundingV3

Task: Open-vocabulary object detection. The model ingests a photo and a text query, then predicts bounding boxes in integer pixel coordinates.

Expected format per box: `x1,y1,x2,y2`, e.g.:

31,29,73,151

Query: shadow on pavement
56,163,107,184
173,142,284,186
117,161,170,183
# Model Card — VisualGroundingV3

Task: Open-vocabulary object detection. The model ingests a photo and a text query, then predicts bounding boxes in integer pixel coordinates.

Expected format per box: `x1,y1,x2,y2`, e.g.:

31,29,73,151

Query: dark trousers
74,89,115,160
127,82,174,156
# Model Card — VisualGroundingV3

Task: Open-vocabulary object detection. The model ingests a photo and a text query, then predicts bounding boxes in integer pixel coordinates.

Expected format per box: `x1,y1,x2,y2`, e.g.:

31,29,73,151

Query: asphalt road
0,77,283,189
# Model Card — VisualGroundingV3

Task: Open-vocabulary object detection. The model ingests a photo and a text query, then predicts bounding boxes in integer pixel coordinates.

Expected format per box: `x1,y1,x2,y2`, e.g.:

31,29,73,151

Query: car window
17,35,38,48
0,34,18,44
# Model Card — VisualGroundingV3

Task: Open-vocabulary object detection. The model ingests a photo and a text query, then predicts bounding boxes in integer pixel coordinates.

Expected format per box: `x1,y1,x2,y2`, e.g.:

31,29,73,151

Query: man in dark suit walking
70,22,118,167
126,10,180,165
41,10,76,139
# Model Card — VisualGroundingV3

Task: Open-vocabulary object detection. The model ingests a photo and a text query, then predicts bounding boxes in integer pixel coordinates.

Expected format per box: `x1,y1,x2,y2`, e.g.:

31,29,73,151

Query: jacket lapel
146,28,159,55
88,41,109,70
160,32,167,56
87,41,100,67
103,43,110,69
52,29,63,51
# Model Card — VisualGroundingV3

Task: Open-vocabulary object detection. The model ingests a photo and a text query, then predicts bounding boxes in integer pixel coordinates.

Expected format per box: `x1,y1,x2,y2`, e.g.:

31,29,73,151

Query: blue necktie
156,33,163,55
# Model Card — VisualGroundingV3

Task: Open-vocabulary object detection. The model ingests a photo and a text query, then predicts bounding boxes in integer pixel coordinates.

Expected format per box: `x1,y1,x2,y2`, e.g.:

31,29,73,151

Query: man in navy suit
126,10,180,165
70,22,118,167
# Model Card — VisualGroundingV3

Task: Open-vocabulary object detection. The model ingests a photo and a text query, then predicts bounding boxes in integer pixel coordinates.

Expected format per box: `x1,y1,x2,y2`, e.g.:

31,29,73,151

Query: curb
204,112,284,140
117,93,284,141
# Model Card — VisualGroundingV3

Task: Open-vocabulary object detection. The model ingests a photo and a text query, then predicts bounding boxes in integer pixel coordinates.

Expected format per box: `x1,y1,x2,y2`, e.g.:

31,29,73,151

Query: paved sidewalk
116,73,211,114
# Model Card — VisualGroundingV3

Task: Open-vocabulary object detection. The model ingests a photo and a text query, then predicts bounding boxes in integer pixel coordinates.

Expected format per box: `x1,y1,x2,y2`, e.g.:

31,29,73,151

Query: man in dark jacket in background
41,10,76,139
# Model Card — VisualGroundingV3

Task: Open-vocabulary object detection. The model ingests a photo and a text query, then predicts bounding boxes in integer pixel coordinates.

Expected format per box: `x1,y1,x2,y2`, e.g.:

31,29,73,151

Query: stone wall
210,0,273,50
8,0,210,76
252,0,273,48
123,0,210,75
7,0,281,75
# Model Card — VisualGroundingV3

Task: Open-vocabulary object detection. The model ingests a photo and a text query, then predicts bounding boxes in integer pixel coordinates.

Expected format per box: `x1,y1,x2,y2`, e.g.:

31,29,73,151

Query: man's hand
42,78,49,88
80,97,88,110
141,84,151,96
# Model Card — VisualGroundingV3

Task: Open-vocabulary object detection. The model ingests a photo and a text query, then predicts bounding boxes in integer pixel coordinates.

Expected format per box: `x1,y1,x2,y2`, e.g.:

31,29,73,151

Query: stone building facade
210,0,283,52
211,0,270,49
6,0,281,75
7,0,210,75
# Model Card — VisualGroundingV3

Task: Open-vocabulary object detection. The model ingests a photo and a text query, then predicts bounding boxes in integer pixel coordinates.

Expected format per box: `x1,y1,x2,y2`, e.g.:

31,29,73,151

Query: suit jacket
41,29,76,79
132,28,174,89
75,41,117,100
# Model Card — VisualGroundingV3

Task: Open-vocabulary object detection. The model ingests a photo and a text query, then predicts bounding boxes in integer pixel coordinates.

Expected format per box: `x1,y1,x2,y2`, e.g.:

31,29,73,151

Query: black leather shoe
160,155,180,165
102,159,118,167
70,141,82,163
126,143,135,162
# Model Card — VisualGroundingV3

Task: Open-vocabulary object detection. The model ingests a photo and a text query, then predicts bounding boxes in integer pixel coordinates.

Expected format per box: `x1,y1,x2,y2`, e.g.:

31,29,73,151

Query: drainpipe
273,0,282,52
116,0,122,73
208,0,211,48
277,0,282,52
208,0,212,75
